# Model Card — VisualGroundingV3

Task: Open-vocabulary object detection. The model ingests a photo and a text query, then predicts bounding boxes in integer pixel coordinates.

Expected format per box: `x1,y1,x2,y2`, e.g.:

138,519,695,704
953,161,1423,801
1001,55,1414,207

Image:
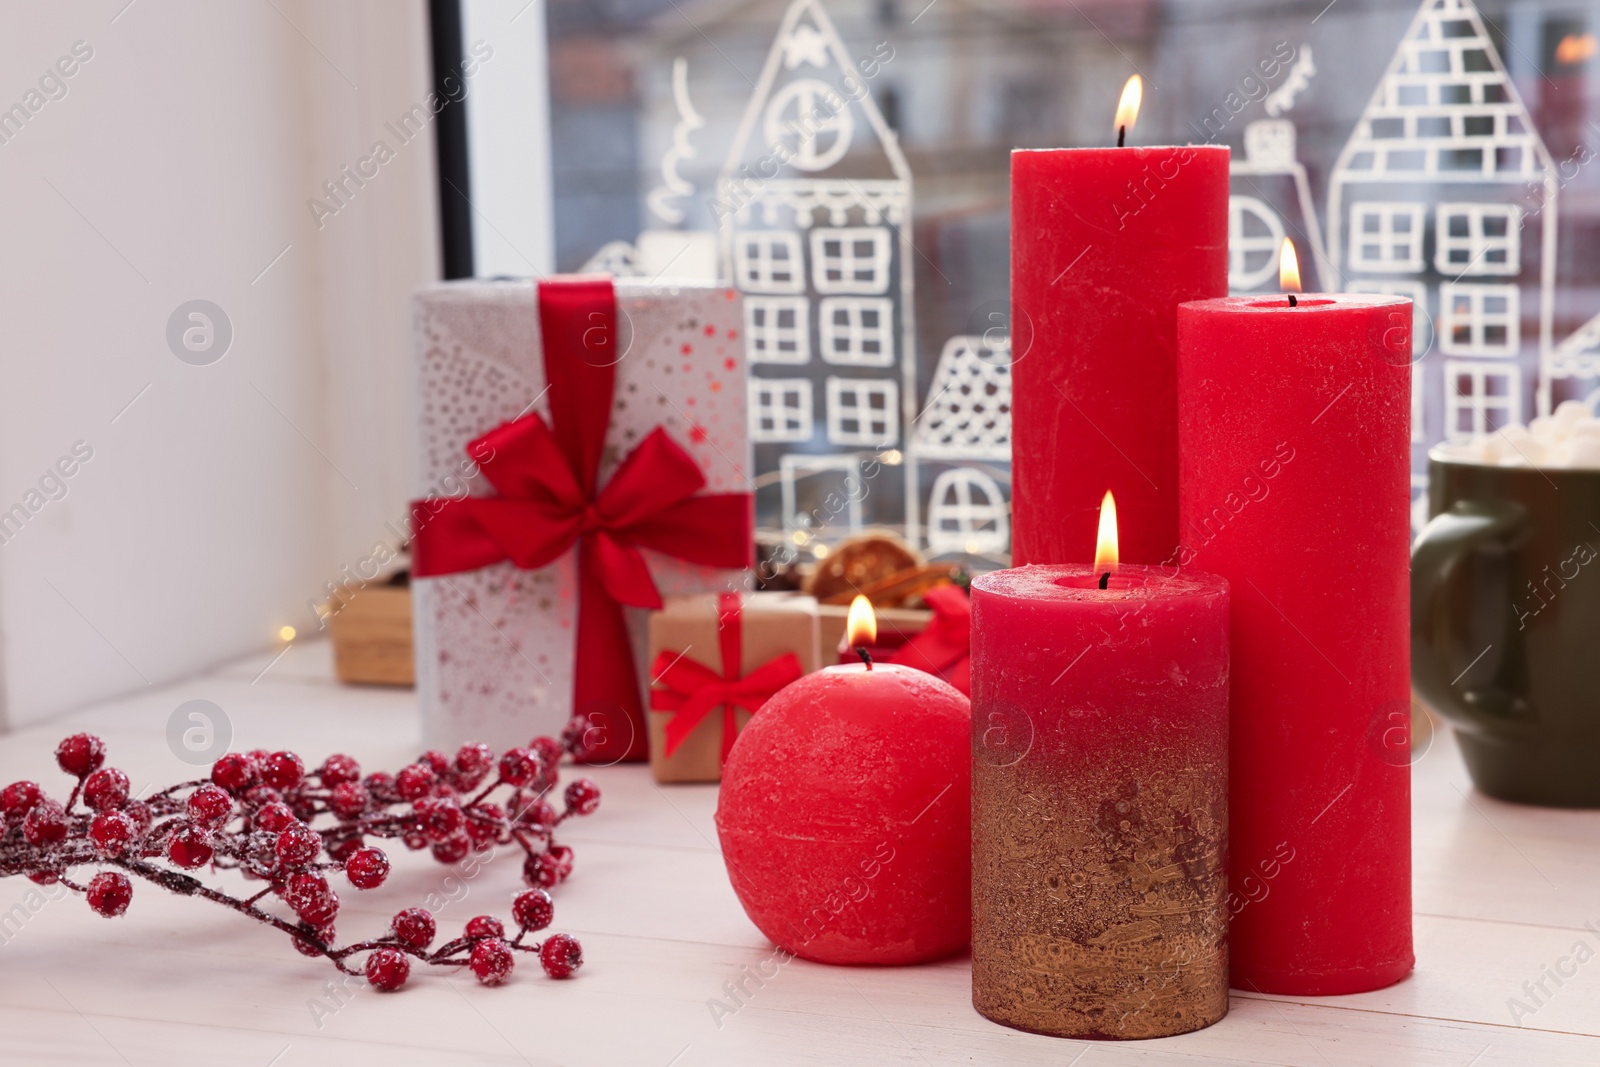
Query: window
1444,360,1520,439
926,468,1009,555
1347,279,1430,359
749,378,813,442
745,297,809,364
825,377,898,445
1228,196,1286,291
810,227,891,294
734,231,804,293
1435,203,1519,275
1349,201,1425,272
1440,282,1518,356
819,297,894,366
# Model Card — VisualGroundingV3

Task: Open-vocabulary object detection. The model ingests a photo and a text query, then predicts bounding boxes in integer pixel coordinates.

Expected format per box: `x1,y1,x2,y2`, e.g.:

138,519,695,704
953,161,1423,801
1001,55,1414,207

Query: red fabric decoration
649,593,804,765
410,278,752,763
886,584,972,694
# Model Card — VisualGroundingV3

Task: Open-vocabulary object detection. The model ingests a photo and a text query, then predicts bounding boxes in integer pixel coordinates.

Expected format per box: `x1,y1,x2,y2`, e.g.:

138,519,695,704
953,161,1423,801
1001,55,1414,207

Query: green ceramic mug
1412,450,1600,806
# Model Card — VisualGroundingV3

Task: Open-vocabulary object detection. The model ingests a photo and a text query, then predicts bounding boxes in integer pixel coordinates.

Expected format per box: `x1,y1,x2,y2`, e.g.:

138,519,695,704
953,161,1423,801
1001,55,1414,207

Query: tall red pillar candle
1011,106,1228,565
1176,291,1414,995
970,550,1229,1037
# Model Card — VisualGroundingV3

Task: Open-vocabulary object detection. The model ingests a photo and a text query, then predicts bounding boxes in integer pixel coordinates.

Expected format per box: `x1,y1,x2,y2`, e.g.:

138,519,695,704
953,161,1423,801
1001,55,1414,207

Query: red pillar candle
1175,272,1413,995
970,496,1230,1039
1011,79,1229,565
716,599,971,965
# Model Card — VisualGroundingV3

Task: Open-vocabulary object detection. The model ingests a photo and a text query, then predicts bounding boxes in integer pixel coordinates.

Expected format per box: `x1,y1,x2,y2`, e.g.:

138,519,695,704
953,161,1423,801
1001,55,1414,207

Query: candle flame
1279,238,1302,293
846,594,877,648
1114,75,1142,137
1094,490,1119,570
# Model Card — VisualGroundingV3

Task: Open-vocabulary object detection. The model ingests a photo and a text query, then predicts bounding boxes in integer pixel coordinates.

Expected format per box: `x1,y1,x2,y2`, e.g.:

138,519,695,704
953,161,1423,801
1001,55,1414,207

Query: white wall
0,0,440,728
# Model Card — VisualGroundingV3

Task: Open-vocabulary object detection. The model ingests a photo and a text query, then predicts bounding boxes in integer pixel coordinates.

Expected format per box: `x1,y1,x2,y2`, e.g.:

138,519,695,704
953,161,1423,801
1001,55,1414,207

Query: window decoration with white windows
825,377,898,446
749,378,814,443
818,297,893,366
734,231,805,293
745,297,810,364
810,228,891,294
1440,282,1518,356
1435,204,1519,275
1348,201,1425,272
1445,360,1520,439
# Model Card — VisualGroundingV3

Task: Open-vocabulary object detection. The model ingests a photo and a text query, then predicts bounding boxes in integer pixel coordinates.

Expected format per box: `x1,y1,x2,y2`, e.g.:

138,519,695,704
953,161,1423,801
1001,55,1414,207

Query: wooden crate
327,585,414,687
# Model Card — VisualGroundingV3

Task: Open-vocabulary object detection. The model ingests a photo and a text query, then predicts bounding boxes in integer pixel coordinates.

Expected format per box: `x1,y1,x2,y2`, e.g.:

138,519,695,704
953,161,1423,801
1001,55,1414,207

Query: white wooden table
1,639,1595,1066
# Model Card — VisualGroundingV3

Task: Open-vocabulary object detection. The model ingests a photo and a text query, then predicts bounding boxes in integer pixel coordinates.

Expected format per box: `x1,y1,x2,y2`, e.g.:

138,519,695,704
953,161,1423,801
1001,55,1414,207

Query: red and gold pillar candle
970,494,1230,1038
1175,242,1414,995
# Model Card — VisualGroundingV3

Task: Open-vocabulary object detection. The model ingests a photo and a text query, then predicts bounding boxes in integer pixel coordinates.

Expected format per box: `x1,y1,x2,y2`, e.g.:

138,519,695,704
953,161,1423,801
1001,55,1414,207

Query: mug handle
1411,500,1531,730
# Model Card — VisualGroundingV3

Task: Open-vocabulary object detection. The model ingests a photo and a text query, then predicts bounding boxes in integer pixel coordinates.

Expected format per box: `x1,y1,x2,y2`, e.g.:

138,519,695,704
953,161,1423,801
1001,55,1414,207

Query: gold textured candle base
972,755,1228,1040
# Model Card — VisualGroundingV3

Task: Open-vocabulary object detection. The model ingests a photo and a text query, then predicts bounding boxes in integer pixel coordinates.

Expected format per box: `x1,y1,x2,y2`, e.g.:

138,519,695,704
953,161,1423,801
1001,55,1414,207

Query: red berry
123,799,153,834
83,768,130,811
390,908,435,950
363,772,398,804
470,938,514,985
530,736,563,769
283,786,318,821
254,801,295,833
414,796,464,843
90,810,137,858
261,751,305,790
523,852,560,889
169,826,214,868
241,785,282,811
345,847,390,890
512,793,559,830
210,753,259,793
465,915,504,939
284,872,339,927
55,734,105,777
512,888,554,932
546,844,574,881
498,748,539,787
329,782,369,820
540,933,583,979
23,799,68,845
186,784,233,827
431,835,470,864
318,753,361,787
395,764,436,801
28,870,60,885
464,803,506,850
453,743,494,788
421,749,452,775
327,838,363,863
0,781,42,818
292,922,334,958
564,779,601,816
402,830,428,851
86,871,132,917
365,947,410,991
276,824,321,868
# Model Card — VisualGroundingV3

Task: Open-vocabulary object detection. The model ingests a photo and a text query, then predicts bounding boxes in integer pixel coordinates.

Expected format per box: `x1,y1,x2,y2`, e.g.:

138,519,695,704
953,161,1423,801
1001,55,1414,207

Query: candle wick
1117,124,1126,148
1288,294,1298,308
855,646,873,670
1098,571,1111,590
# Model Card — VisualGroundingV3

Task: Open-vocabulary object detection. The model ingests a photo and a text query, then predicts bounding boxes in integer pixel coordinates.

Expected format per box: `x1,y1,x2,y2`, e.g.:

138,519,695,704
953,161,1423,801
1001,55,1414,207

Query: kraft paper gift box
647,592,821,783
410,277,752,759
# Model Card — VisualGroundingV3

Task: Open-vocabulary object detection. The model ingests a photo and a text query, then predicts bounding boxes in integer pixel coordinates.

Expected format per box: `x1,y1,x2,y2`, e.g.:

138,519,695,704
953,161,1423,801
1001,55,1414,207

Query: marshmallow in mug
1435,400,1600,468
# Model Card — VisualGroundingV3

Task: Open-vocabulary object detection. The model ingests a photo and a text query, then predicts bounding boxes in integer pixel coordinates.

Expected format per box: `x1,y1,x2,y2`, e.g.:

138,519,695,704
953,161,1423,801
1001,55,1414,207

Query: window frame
744,296,811,364
810,227,892,295
824,376,899,446
1434,202,1520,276
748,377,814,443
734,230,806,294
1440,281,1519,356
1349,200,1426,273
818,297,894,366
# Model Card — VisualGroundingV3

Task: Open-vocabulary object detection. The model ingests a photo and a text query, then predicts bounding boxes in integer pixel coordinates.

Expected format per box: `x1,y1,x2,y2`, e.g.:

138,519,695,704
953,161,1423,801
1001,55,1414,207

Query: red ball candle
1176,257,1413,995
1011,77,1229,566
970,494,1230,1039
716,599,971,965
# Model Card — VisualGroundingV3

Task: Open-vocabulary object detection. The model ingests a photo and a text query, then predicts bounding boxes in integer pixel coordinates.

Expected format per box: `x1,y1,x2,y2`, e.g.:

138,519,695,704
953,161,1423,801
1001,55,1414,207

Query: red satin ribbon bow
887,584,972,694
410,278,752,762
650,593,803,764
